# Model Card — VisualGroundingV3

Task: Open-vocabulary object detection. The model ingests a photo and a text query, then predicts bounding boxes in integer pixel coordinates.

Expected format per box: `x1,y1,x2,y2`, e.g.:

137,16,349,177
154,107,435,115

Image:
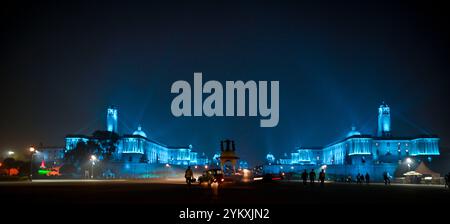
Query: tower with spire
106,106,118,133
377,102,391,137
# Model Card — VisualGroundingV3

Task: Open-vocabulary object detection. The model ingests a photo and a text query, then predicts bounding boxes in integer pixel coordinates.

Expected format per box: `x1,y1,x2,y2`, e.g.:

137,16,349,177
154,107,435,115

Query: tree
92,130,120,161
59,163,76,176
2,157,17,169
1,158,29,176
64,141,97,168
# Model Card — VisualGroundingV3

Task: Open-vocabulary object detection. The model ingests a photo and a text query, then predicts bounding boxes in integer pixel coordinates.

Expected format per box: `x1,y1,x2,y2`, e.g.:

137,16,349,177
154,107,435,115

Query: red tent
40,160,46,169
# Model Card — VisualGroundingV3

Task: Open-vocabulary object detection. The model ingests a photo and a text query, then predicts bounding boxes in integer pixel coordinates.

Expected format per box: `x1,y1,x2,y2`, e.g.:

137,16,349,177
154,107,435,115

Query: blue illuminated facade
106,106,118,133
378,102,391,137
265,103,440,181
65,107,208,173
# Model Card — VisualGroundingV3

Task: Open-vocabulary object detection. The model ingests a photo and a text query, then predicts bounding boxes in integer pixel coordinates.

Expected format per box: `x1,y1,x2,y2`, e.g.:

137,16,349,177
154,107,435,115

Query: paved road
0,179,449,205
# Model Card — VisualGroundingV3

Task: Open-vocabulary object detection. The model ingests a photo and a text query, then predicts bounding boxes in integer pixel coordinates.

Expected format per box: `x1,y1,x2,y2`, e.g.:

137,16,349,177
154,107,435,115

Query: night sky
1,0,449,165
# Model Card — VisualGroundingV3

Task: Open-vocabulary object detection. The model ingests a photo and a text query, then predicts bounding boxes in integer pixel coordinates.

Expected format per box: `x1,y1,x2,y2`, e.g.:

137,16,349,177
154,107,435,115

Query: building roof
37,146,65,151
321,134,439,149
297,146,323,150
132,125,147,138
346,126,361,137
65,134,90,139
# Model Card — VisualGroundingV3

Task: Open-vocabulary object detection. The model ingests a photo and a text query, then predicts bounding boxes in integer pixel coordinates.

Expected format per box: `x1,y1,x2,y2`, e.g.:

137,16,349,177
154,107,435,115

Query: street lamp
7,151,15,156
90,155,97,179
29,146,36,181
406,157,413,171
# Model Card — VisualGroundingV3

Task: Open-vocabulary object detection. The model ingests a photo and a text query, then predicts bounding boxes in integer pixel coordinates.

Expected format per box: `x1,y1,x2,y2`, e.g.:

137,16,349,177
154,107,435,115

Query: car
253,173,284,182
198,169,225,186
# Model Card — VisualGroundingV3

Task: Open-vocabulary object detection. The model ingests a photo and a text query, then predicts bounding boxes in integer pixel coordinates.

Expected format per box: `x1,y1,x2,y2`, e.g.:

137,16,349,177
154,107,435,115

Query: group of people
356,173,370,184
186,166,450,188
301,169,326,186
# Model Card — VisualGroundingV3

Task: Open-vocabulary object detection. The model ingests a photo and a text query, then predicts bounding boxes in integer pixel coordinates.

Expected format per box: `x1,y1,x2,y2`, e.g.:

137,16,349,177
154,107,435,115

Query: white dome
133,125,147,138
347,126,361,137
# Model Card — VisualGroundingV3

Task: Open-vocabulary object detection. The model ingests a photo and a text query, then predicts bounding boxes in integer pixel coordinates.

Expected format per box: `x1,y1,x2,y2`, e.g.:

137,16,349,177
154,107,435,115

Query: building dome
347,126,361,137
266,153,275,163
133,125,147,138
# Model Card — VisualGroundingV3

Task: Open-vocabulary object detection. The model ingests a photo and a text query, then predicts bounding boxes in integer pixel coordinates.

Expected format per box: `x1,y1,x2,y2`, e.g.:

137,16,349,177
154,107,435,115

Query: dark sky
1,0,449,165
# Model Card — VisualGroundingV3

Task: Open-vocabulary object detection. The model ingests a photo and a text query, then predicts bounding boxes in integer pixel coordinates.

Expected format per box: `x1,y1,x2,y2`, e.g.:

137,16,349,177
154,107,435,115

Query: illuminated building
377,102,391,137
266,153,275,164
265,103,440,180
35,146,65,165
106,106,118,133
64,106,209,177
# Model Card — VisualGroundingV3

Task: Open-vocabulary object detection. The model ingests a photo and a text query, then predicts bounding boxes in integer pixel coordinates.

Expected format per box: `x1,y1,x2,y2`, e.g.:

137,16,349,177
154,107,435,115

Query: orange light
29,146,35,152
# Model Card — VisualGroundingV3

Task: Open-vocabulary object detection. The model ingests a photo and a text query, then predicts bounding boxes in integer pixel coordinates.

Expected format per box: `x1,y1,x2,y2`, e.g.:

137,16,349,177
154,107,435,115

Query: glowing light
90,155,97,161
204,165,208,169
29,147,35,152
266,153,275,163
406,158,412,164
165,163,170,167
253,177,263,180
7,151,14,156
378,102,391,137
38,169,50,175
107,107,118,133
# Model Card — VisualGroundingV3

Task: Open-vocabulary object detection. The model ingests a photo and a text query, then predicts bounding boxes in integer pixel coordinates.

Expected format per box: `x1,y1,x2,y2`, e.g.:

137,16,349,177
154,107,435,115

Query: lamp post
90,155,97,179
29,146,36,181
406,157,412,171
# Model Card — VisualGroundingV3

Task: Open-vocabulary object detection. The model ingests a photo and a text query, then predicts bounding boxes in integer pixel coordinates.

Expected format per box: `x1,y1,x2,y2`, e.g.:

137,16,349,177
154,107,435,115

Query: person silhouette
319,169,326,186
383,171,390,185
185,166,193,186
309,169,316,185
356,173,361,184
365,173,370,184
301,169,308,185
445,172,449,188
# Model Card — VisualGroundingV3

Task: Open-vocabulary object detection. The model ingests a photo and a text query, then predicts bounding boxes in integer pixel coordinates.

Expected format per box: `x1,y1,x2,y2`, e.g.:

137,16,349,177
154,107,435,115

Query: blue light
107,106,118,133
377,102,391,137
268,103,440,179
64,106,211,177
266,153,275,164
